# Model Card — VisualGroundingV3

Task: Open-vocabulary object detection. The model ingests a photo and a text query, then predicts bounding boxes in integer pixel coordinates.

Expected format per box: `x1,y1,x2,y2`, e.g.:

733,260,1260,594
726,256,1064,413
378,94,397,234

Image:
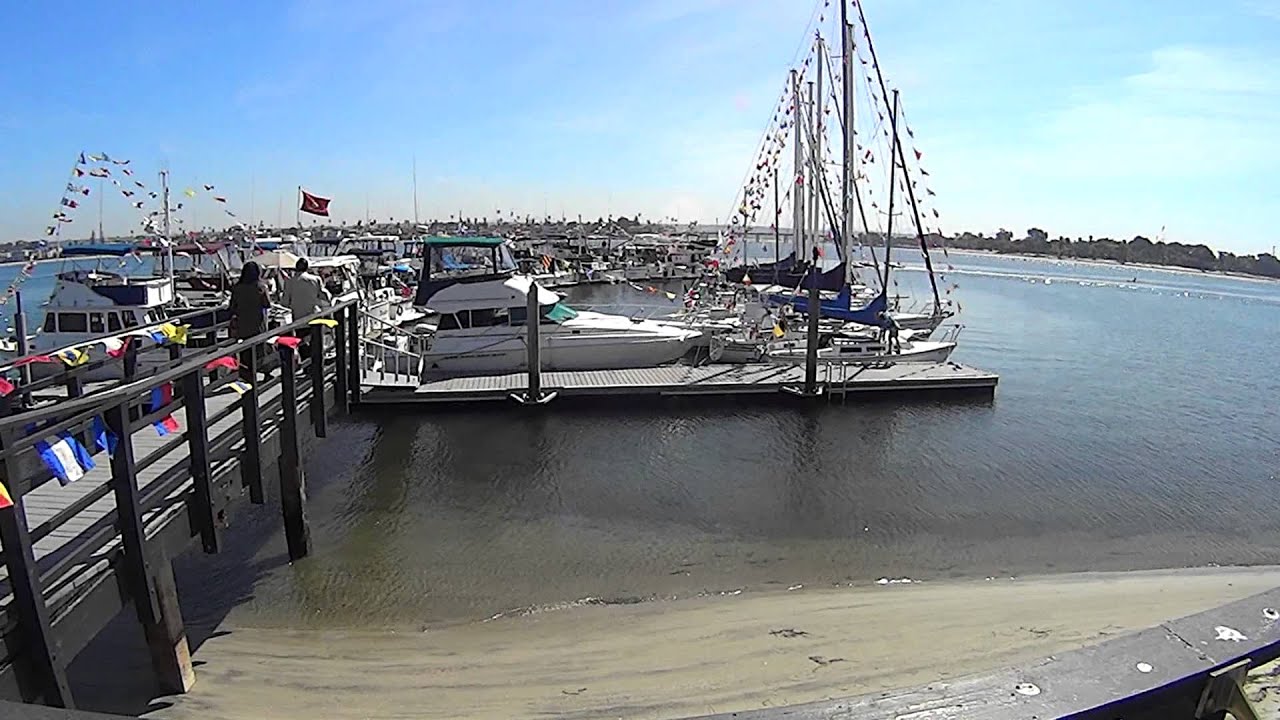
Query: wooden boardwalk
361,361,999,404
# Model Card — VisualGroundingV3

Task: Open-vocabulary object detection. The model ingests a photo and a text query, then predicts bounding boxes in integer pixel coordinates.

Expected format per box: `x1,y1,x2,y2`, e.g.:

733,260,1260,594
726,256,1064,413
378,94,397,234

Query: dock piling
346,303,361,406
308,323,327,438
513,280,555,405
333,308,349,414
804,250,821,395
141,549,196,695
239,345,264,504
277,346,311,561
181,370,220,554
0,401,73,707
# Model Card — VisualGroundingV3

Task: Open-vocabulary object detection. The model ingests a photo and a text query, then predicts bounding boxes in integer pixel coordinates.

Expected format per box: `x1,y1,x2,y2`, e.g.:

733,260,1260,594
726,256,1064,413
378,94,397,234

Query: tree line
931,228,1280,279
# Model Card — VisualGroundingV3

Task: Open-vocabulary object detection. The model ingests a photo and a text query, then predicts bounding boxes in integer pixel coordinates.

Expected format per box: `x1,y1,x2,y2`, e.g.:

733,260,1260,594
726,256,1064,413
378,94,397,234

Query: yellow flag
308,318,338,328
664,291,676,301
772,324,785,338
56,348,89,367
160,323,188,345
183,188,197,198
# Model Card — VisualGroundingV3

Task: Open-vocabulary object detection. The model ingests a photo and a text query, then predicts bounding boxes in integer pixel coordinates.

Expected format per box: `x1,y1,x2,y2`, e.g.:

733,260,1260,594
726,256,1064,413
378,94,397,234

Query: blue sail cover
773,285,889,326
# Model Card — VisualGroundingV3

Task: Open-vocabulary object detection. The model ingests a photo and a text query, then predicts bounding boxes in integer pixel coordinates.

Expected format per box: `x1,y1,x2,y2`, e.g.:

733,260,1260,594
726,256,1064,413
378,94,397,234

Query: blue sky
2,0,1279,254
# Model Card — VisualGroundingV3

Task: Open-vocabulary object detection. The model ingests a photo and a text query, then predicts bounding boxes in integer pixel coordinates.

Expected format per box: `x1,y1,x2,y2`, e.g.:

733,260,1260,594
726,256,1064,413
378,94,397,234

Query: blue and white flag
35,432,95,486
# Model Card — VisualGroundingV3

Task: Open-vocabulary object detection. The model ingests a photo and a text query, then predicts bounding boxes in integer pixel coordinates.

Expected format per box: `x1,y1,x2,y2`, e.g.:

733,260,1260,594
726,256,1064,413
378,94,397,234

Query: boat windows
121,312,139,328
107,312,122,332
43,314,56,332
57,313,88,333
426,242,516,278
505,303,579,326
89,313,105,334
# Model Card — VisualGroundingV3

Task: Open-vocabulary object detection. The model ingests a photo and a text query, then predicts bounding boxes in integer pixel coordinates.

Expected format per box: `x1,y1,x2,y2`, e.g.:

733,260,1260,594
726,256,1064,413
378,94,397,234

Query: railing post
277,346,311,561
308,323,327,438
239,343,264,504
333,306,349,414
181,369,219,553
0,398,74,707
105,401,194,694
346,302,361,406
122,338,138,381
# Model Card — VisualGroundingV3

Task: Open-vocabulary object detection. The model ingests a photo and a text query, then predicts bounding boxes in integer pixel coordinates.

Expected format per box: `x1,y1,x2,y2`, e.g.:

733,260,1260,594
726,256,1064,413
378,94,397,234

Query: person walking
281,257,332,358
229,261,271,381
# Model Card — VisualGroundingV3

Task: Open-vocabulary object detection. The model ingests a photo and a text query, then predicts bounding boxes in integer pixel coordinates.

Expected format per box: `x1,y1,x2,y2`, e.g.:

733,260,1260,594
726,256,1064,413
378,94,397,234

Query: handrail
0,298,358,432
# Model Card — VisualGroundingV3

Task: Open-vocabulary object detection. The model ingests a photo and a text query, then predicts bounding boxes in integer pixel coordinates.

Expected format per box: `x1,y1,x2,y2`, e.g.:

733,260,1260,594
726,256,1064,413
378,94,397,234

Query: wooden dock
360,361,998,404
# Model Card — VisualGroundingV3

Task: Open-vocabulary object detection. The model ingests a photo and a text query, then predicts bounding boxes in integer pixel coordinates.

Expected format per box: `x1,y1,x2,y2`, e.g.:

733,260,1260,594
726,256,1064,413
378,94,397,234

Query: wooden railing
0,299,361,708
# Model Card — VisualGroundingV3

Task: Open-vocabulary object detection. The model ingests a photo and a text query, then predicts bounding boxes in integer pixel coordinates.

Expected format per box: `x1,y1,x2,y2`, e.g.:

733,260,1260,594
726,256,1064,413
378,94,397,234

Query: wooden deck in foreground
360,361,999,404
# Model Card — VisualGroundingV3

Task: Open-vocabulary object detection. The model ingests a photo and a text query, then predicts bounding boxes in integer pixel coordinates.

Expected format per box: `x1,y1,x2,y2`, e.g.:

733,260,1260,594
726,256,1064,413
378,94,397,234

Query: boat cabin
413,236,517,307
32,272,175,352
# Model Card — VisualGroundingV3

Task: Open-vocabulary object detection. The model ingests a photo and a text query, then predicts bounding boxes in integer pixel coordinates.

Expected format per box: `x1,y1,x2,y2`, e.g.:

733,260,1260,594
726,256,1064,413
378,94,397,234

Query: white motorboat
414,237,700,375
765,328,956,365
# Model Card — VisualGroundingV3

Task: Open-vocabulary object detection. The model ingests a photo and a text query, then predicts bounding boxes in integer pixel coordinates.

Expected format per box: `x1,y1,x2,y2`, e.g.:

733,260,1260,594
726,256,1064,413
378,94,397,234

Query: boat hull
767,340,956,365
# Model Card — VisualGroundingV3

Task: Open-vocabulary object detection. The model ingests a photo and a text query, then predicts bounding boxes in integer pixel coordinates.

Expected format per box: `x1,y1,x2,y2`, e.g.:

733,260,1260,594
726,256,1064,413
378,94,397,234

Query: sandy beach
67,565,1280,720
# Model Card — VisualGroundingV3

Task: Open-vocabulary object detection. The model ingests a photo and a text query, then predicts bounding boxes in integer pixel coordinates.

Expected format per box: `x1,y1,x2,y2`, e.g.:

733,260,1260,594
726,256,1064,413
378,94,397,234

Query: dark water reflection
177,252,1280,629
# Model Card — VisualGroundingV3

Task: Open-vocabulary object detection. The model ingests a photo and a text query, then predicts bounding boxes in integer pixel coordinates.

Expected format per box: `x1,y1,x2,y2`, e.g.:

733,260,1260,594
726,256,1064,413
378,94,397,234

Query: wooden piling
0,403,73,706
308,323,327,438
141,550,195,695
239,346,264,504
181,370,219,554
277,346,311,561
346,304,361,406
804,248,821,395
525,281,542,401
333,308,349,414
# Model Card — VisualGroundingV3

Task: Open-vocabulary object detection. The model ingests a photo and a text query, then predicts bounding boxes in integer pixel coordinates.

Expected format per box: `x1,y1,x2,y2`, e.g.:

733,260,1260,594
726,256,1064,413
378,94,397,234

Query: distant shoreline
943,248,1280,285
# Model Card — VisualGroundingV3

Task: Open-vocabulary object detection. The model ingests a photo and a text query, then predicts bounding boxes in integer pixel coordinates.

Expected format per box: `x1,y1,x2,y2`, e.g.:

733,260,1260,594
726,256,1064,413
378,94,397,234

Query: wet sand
110,566,1280,720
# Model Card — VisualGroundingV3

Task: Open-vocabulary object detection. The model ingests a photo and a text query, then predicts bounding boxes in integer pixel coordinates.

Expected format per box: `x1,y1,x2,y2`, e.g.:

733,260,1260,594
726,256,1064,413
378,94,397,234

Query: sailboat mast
840,1,856,282
412,155,420,226
162,170,174,293
854,0,941,313
790,69,805,261
772,165,781,282
883,90,898,293
813,37,824,258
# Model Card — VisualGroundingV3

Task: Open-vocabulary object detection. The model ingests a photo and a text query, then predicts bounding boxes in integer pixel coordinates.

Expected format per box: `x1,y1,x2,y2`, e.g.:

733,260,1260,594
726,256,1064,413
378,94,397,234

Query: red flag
272,335,303,350
204,356,239,371
300,189,331,217
0,377,13,397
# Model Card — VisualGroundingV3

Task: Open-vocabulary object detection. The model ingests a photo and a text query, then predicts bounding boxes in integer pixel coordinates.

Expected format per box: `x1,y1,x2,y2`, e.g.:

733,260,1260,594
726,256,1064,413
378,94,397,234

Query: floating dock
359,361,998,405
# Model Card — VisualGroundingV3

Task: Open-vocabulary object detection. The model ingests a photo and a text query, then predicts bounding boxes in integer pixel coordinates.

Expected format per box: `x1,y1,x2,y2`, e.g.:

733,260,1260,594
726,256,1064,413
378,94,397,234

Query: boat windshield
427,243,516,278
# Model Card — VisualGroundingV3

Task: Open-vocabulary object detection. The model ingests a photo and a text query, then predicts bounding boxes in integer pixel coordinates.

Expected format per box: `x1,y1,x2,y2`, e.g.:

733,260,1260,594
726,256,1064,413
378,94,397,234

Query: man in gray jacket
282,257,332,357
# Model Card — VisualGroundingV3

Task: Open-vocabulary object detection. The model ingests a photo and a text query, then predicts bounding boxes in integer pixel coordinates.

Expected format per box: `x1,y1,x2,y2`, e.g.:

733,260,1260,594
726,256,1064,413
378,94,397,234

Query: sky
2,0,1279,254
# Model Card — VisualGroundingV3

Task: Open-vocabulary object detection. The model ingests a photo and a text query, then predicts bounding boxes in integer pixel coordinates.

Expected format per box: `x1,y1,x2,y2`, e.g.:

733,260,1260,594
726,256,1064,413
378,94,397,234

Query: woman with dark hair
229,261,271,380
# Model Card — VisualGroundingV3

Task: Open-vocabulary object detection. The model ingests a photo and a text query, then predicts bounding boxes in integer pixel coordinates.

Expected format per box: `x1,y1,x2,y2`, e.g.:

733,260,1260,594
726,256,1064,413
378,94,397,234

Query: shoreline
76,565,1280,719
942,247,1280,284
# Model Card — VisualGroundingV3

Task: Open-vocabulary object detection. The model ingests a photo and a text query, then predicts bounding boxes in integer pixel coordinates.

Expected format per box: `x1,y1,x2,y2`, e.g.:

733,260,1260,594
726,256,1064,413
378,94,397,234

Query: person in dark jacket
229,261,271,381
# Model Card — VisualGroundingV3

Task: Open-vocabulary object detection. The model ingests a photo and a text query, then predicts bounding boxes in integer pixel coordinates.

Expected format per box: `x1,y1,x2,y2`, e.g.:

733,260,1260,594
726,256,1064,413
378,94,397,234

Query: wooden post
277,346,310,561
346,303,361,406
0,400,74,706
804,247,821,395
308,323,327,438
333,307,349,414
239,345,264,504
105,402,194,694
181,370,219,553
122,338,138,381
525,281,542,401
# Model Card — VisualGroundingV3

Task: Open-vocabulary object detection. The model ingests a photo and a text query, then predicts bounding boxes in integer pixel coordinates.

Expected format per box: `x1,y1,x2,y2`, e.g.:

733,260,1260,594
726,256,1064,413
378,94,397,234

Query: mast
790,69,805,262
883,91,898,293
412,155,420,226
806,80,817,261
854,0,941,313
772,166,781,283
161,170,174,293
813,35,824,260
840,1,856,282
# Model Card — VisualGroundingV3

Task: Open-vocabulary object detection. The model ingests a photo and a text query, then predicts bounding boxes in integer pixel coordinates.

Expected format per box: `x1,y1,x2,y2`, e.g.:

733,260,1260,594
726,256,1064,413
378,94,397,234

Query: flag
203,184,215,191
772,323,785,338
122,190,134,197
134,180,145,188
271,335,302,349
74,167,85,177
90,416,117,456
213,196,226,203
0,481,11,509
0,377,13,397
122,167,133,176
88,167,109,178
61,198,78,208
204,356,239,372
132,201,144,209
35,432,95,486
149,192,158,199
159,323,188,345
307,318,338,328
112,158,129,165
225,210,236,217
55,348,88,367
664,291,677,301
300,189,331,217
77,152,86,164
914,149,923,160
226,381,253,395
149,383,180,436
184,188,196,197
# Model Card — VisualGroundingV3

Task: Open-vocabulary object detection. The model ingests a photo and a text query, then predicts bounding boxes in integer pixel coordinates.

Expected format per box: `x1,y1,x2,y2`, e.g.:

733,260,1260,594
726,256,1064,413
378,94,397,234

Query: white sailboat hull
767,340,956,365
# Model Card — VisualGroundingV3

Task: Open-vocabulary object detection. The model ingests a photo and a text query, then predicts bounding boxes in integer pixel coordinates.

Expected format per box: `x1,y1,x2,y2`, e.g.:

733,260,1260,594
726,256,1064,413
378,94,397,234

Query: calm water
20,252,1280,629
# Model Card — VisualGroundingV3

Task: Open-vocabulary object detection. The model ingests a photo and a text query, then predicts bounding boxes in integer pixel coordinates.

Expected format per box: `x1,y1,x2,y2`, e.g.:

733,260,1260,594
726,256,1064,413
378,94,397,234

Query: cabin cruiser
29,271,215,381
413,237,700,375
